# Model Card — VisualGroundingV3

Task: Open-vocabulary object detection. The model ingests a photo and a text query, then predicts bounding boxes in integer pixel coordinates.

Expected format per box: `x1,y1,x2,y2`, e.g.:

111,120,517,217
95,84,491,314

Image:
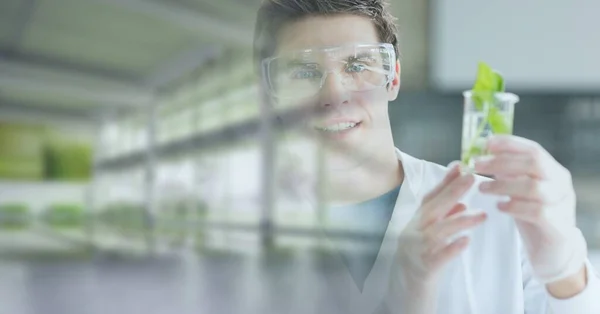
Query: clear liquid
461,110,513,170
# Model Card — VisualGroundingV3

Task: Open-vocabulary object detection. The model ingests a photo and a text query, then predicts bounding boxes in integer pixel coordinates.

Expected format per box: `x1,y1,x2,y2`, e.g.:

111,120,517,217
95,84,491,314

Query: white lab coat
308,149,600,314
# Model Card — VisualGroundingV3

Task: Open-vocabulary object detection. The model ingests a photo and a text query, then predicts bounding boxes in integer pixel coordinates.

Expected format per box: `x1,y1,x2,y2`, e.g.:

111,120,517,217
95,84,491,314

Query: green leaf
462,145,484,164
474,64,492,89
495,71,505,92
472,62,505,111
471,61,510,134
462,62,513,167
488,107,512,134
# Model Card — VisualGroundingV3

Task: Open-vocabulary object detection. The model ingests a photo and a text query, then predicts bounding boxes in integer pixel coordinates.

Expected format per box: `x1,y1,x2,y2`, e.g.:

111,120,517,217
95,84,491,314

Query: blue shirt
326,184,400,291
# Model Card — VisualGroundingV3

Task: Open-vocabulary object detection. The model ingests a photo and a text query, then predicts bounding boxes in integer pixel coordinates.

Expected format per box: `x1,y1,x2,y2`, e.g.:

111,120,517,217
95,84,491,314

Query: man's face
274,14,401,171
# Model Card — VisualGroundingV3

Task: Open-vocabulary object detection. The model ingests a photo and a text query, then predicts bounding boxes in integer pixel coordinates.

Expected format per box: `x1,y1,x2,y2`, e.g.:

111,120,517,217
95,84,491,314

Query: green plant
42,203,85,228
472,62,510,134
0,123,44,180
0,204,32,230
461,62,514,165
44,139,92,181
98,203,147,236
0,122,93,181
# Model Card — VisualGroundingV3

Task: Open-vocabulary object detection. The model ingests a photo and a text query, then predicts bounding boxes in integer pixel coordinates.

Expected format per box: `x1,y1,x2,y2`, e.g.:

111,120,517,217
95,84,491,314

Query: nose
318,71,350,108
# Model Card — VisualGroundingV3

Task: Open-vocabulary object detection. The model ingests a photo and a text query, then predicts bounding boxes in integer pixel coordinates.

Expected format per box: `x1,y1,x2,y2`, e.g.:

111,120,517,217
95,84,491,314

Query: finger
474,153,543,179
479,177,542,201
421,174,475,226
445,203,467,218
422,204,464,249
428,236,470,271
435,212,487,240
422,163,461,203
497,199,545,223
424,212,487,253
446,160,462,170
487,135,541,155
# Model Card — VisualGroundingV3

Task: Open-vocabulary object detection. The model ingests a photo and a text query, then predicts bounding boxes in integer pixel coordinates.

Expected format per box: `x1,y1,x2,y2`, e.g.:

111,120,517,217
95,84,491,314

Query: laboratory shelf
157,218,383,243
95,105,312,171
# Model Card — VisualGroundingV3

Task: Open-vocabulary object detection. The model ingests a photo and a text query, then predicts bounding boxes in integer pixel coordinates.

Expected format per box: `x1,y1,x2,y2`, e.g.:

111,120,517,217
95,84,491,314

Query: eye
346,62,367,73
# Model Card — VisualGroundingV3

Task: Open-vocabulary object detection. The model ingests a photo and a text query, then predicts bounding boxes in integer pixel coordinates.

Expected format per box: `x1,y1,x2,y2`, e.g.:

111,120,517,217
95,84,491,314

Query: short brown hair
253,0,400,64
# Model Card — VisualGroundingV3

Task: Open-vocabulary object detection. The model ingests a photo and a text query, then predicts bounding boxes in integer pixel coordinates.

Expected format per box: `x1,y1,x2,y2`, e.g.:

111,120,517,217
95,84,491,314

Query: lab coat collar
385,148,426,236
395,148,425,200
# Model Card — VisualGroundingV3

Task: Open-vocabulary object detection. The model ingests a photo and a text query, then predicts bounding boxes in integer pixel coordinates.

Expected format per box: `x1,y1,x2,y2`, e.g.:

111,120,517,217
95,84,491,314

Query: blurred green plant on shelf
44,136,92,181
41,203,85,229
0,124,45,180
0,204,32,230
97,203,147,237
0,122,92,181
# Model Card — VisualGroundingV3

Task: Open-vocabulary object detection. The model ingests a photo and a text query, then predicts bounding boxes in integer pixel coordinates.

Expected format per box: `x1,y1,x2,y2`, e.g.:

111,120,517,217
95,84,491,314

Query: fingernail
447,160,461,169
474,155,494,163
461,173,475,183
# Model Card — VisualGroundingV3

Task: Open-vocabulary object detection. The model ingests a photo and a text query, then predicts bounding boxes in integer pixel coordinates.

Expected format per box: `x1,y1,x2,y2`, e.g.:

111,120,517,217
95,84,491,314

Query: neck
323,145,404,206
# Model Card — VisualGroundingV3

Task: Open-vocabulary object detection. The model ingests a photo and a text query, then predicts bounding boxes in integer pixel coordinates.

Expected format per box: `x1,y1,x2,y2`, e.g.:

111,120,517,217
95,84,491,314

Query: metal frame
0,100,98,122
0,50,143,85
0,75,151,108
143,96,158,253
0,57,152,107
94,104,316,170
155,219,386,243
6,0,39,52
259,76,275,249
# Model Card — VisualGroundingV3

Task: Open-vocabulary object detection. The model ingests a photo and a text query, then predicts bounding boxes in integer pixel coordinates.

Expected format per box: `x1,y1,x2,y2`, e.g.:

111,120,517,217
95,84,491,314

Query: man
253,0,600,313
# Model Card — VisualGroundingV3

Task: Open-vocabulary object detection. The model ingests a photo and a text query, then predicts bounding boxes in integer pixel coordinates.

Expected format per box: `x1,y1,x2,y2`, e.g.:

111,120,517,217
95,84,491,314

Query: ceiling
0,0,431,122
0,0,259,120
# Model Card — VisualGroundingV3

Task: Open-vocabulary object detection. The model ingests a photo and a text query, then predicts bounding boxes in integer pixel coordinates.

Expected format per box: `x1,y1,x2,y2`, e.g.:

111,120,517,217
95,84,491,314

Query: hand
475,135,588,284
389,163,487,313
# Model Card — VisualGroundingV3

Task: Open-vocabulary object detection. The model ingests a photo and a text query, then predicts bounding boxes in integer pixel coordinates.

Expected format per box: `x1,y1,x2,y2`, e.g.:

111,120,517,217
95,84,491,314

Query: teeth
316,122,357,132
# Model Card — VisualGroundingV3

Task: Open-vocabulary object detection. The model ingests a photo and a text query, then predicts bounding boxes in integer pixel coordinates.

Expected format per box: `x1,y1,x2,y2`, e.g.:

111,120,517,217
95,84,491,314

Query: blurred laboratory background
0,0,599,313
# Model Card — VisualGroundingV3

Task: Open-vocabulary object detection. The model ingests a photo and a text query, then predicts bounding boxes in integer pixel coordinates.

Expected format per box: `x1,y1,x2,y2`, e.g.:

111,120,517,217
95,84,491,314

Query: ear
387,60,401,101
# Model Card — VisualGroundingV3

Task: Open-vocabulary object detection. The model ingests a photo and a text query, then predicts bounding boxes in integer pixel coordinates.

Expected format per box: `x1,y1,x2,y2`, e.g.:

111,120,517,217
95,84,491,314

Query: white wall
430,0,600,92
390,0,429,90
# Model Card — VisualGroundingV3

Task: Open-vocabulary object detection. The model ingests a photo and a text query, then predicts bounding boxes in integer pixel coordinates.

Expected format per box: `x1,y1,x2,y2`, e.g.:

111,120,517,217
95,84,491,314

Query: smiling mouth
314,121,361,133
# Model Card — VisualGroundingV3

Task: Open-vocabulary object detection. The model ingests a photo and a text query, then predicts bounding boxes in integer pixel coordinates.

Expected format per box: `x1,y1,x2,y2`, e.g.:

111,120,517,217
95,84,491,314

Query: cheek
353,87,389,105
352,89,390,120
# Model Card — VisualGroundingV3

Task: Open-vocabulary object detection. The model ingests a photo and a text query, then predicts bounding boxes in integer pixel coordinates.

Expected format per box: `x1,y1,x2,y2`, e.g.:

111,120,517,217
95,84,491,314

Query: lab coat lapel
385,149,426,236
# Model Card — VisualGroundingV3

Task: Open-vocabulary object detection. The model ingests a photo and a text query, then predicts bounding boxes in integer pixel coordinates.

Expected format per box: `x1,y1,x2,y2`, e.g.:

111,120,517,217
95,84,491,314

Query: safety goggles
261,43,396,100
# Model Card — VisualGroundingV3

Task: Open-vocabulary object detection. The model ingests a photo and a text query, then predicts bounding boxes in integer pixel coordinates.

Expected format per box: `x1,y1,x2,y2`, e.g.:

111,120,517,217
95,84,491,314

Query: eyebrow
344,52,377,62
281,51,378,68
285,59,320,68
